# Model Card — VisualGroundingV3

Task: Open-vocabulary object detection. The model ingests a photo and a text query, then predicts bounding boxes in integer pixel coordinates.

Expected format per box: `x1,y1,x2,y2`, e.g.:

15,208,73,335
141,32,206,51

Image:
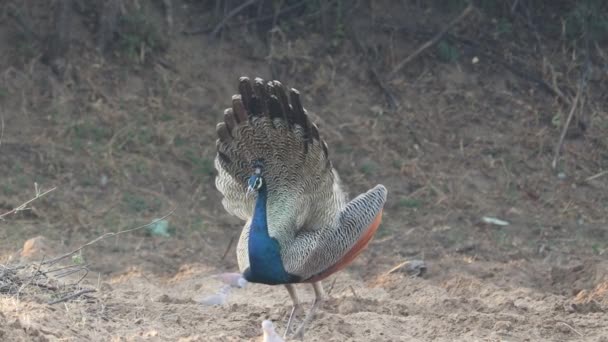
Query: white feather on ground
261,320,285,342
215,272,248,288
197,285,232,306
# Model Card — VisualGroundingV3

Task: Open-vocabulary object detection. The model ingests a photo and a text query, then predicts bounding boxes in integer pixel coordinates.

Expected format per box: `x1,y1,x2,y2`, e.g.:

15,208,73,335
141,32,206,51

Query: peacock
214,76,387,338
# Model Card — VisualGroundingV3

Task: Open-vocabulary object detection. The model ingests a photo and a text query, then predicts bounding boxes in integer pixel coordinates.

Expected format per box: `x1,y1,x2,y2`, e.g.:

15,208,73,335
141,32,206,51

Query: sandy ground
1,250,608,341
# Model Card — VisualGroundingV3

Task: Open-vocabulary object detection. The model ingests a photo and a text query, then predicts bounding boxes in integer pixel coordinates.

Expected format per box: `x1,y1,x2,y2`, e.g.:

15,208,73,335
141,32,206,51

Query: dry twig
585,170,608,183
221,234,237,261
0,113,4,148
389,3,474,77
551,33,592,169
347,23,399,109
327,277,338,296
551,86,582,169
3,210,175,301
210,0,259,38
0,184,57,221
48,288,96,305
17,256,45,298
43,208,176,266
556,321,584,337
184,1,307,35
349,285,359,299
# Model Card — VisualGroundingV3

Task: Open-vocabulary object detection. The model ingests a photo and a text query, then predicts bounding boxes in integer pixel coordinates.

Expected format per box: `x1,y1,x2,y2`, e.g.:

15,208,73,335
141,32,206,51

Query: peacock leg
284,284,301,338
293,281,325,339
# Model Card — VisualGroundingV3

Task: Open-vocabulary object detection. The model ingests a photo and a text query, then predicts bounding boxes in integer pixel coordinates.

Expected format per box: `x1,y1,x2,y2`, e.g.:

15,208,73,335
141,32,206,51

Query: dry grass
1,209,175,304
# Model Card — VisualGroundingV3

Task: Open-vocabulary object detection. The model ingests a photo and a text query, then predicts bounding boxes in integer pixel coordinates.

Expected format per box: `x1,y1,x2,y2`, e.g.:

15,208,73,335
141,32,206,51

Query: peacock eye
254,178,263,189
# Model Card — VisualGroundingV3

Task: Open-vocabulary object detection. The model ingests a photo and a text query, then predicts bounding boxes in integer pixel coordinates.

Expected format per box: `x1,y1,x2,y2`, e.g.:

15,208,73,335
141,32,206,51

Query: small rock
99,283,113,292
155,294,171,303
493,320,512,332
404,260,427,277
9,319,21,329
20,236,56,262
337,299,358,315
513,299,530,311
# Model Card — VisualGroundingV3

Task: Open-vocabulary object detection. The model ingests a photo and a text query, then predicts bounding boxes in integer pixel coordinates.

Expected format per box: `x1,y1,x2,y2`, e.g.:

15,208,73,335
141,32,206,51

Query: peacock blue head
246,163,264,196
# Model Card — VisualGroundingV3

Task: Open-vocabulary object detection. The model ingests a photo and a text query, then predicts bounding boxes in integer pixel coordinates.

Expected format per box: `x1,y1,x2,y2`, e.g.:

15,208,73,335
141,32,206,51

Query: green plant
495,17,512,36
493,229,511,247
117,9,165,62
71,253,85,265
566,0,608,42
117,126,156,153
11,23,38,60
159,113,174,122
1,184,17,196
334,144,353,154
398,197,422,209
72,122,112,142
185,150,215,177
360,162,377,176
123,193,148,213
173,135,188,147
432,0,470,13
437,40,459,63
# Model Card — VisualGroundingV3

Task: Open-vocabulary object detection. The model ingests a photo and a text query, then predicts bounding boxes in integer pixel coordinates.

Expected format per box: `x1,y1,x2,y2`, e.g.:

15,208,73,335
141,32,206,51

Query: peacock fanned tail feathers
214,76,387,283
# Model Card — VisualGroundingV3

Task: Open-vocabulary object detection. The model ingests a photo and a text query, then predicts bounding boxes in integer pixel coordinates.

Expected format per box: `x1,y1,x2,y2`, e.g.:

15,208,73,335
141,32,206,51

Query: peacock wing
282,184,387,281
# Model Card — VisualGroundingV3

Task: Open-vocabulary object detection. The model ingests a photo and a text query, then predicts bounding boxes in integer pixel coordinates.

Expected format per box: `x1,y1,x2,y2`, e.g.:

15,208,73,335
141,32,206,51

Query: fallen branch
551,32,592,169
48,288,96,305
43,208,176,266
17,256,45,299
2,210,174,302
551,82,583,169
453,34,570,103
386,23,573,102
585,170,608,183
389,3,474,77
0,184,57,221
347,24,399,109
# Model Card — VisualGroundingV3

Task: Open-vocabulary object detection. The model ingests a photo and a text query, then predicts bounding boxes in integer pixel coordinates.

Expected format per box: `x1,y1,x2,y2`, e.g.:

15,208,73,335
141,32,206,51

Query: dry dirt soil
1,1,607,341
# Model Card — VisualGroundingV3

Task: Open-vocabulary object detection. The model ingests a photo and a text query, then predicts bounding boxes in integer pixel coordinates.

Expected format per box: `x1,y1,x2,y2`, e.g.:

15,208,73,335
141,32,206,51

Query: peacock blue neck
243,181,299,285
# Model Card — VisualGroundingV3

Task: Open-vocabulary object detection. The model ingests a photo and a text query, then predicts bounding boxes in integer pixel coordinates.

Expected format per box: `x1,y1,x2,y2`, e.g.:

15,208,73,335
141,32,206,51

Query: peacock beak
246,185,255,198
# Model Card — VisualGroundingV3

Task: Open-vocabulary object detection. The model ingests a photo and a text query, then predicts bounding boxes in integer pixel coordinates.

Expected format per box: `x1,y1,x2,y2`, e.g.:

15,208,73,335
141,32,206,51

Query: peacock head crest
246,161,264,196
